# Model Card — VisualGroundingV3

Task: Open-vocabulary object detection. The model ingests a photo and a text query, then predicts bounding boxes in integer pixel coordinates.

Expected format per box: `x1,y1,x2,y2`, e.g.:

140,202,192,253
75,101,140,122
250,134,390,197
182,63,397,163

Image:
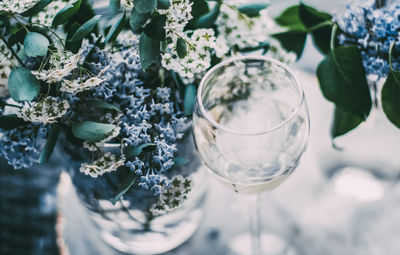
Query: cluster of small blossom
150,175,192,216
0,125,46,169
0,42,13,98
80,152,126,178
161,29,216,78
60,76,104,93
17,97,69,124
31,0,66,27
335,0,400,79
0,0,40,14
159,0,193,38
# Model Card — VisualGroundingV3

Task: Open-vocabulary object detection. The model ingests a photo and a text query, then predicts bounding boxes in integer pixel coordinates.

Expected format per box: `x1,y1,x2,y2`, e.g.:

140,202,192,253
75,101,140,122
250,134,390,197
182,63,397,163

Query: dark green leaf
316,46,371,119
88,100,121,112
72,121,117,143
24,32,49,57
125,143,156,158
0,15,10,36
129,8,149,32
21,0,52,17
65,22,82,53
184,84,196,116
173,157,189,168
109,0,121,14
176,38,187,58
195,2,220,28
143,15,166,40
186,0,209,29
271,30,307,58
238,42,270,53
275,5,306,31
139,33,160,70
157,0,170,9
382,72,400,129
0,114,28,130
237,3,269,18
331,107,363,138
39,125,61,164
70,15,101,42
298,3,332,54
135,0,157,14
112,172,137,204
8,67,41,102
52,0,82,27
104,12,126,44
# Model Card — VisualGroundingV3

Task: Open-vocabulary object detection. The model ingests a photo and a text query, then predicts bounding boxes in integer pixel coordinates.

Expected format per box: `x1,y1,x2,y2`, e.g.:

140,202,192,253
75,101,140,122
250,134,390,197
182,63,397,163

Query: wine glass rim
197,55,305,136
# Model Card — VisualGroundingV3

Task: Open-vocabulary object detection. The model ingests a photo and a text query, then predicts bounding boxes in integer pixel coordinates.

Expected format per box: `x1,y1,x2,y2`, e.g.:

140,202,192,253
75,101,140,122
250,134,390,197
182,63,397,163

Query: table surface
59,1,400,254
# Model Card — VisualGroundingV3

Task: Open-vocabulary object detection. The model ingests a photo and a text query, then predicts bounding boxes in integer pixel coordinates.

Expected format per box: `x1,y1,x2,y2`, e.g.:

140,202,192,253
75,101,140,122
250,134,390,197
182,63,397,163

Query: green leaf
157,0,170,9
173,157,189,168
316,46,371,119
104,12,126,44
21,0,52,17
382,72,400,129
0,114,28,130
143,15,166,40
0,15,10,36
52,0,82,27
112,172,137,204
129,8,149,32
298,3,332,54
184,84,196,116
186,0,209,29
8,67,41,102
237,3,269,18
275,5,306,31
70,15,101,42
271,30,307,58
24,32,49,57
39,125,61,164
125,143,156,158
331,107,363,138
139,33,160,70
135,0,157,14
88,100,121,112
72,121,117,143
195,2,220,28
109,0,121,14
176,38,187,58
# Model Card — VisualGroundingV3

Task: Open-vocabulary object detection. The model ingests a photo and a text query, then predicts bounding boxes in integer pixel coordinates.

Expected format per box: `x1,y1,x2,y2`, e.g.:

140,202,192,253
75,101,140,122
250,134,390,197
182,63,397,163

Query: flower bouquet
0,0,295,253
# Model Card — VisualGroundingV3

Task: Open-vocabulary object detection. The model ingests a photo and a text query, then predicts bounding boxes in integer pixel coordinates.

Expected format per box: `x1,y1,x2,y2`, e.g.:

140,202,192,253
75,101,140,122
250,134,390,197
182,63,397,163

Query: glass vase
0,155,62,254
65,126,208,255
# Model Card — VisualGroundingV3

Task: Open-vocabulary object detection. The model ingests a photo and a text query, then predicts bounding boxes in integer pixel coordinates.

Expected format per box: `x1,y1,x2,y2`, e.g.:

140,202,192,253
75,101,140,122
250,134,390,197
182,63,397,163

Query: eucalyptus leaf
173,157,189,168
139,33,160,70
186,0,209,29
21,0,52,17
70,15,101,42
237,3,269,17
135,0,157,14
112,172,137,204
39,125,61,164
176,38,187,58
8,67,41,102
129,8,149,32
52,0,82,27
0,114,28,130
109,0,121,14
24,32,49,57
184,84,196,116
382,72,400,129
104,12,126,44
331,107,363,138
72,121,117,143
195,2,220,28
316,46,371,119
0,15,10,36
271,30,307,58
274,5,306,31
125,143,156,158
143,15,166,40
157,0,170,9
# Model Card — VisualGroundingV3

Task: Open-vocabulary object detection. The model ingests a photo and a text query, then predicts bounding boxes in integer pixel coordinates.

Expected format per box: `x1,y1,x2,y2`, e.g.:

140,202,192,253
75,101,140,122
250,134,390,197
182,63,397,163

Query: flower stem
0,37,26,68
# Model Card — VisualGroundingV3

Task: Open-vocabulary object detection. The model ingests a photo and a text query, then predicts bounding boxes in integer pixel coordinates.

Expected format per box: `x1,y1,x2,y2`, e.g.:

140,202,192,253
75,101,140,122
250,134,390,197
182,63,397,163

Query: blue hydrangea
335,0,400,79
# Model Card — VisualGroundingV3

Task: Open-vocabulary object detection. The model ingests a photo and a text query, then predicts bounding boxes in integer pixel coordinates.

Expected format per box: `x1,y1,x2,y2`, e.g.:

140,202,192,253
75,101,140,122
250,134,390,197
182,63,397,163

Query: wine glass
192,55,310,254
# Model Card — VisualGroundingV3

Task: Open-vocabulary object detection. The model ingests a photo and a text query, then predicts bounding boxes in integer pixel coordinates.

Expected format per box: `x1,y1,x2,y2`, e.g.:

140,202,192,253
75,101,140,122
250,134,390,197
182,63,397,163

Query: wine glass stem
249,194,262,255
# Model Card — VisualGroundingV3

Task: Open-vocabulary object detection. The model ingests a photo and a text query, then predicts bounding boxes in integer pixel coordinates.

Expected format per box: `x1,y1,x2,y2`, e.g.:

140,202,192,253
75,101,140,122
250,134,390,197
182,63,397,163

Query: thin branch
0,37,26,68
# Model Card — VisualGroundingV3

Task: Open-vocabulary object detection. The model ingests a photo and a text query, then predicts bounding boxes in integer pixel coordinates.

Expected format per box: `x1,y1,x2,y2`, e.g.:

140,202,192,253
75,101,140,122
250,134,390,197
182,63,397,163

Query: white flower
214,36,230,58
17,97,69,124
160,0,193,38
80,152,126,178
265,39,297,65
0,0,40,14
60,77,104,93
31,0,65,27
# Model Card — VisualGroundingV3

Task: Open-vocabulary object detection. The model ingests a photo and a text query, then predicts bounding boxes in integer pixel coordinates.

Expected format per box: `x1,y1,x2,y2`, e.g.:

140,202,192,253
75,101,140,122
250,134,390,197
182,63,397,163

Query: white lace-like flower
31,0,66,27
0,42,13,98
60,77,104,93
160,0,193,38
265,39,297,65
80,152,126,178
150,175,193,216
17,97,69,124
0,0,40,14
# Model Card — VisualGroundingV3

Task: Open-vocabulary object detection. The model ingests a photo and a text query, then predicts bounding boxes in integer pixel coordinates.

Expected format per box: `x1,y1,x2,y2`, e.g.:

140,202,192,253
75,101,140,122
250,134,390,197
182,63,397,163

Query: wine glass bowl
193,56,310,195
